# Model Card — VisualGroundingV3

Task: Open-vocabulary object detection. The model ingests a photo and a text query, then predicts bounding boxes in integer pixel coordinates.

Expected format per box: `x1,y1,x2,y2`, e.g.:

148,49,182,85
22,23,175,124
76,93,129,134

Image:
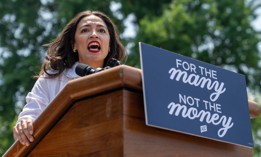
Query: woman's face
74,15,110,68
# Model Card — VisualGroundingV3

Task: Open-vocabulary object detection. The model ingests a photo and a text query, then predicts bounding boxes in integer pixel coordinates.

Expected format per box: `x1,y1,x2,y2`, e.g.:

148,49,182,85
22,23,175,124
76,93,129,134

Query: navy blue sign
139,42,253,147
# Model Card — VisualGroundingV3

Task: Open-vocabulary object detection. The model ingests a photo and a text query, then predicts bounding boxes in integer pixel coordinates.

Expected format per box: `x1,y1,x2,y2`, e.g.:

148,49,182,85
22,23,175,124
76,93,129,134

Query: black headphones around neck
75,58,120,76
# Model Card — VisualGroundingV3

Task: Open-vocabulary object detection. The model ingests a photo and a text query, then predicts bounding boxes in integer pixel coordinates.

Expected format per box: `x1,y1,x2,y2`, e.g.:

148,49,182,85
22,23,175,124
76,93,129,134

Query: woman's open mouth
88,41,101,53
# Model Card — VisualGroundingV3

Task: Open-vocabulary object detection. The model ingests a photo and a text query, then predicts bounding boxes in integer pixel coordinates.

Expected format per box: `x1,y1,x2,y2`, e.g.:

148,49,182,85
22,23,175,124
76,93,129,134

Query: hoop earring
73,48,77,53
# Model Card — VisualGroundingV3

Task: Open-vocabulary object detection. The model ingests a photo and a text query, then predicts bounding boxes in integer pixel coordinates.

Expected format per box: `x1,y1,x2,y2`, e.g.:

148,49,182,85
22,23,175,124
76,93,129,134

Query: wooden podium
4,65,259,157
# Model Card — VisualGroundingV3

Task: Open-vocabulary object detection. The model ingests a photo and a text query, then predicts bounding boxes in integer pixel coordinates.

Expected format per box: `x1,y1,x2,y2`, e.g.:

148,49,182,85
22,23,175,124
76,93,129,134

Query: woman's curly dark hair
39,10,126,77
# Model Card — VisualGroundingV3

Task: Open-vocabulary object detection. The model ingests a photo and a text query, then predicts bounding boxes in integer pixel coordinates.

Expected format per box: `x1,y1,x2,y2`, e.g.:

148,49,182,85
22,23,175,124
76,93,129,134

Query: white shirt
17,63,80,123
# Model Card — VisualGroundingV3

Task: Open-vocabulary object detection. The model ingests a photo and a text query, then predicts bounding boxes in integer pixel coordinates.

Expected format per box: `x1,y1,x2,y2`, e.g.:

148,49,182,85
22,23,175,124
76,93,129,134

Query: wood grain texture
29,90,124,156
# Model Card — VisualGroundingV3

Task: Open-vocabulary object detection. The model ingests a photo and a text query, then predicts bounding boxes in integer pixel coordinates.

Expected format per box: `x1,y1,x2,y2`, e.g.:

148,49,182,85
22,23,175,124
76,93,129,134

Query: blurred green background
0,0,260,156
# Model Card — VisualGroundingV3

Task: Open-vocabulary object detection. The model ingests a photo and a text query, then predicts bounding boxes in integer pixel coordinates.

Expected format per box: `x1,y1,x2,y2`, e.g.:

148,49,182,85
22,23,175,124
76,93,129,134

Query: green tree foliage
0,0,43,154
122,0,261,90
0,0,260,156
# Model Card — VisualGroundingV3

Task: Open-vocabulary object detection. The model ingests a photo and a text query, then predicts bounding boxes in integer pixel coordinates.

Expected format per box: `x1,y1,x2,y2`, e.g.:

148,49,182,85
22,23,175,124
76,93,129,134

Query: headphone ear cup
109,58,120,67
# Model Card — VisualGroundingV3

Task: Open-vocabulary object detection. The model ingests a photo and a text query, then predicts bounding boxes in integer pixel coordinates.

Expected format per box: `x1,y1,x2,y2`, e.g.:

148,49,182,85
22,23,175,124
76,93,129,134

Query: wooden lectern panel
29,90,125,156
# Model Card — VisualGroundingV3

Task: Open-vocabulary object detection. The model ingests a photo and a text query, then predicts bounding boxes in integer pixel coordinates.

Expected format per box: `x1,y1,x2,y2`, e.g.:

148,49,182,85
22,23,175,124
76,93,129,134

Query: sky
251,8,261,54
252,8,261,31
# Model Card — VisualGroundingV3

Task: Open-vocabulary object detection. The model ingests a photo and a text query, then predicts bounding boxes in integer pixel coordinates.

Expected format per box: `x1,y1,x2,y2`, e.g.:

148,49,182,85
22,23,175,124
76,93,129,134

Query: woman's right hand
13,118,34,146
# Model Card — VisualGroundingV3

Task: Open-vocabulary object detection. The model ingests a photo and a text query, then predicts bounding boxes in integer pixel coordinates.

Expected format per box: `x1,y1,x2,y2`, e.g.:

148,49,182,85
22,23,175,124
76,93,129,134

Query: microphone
75,63,96,76
75,58,120,76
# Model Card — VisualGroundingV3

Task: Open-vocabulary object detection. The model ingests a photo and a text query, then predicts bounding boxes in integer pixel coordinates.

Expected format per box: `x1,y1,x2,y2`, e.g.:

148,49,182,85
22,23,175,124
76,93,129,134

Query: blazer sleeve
17,77,50,123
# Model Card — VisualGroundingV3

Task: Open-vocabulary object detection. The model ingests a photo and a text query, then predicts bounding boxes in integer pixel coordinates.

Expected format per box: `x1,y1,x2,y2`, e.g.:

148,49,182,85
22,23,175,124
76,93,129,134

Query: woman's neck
80,61,104,69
